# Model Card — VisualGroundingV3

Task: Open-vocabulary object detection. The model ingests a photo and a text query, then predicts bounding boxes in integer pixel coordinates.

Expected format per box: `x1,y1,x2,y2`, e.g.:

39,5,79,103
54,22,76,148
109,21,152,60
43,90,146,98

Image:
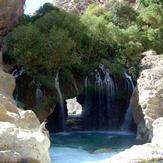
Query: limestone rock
0,122,50,163
18,109,41,130
0,0,25,42
53,0,106,14
0,68,15,97
53,0,138,14
0,67,51,163
105,143,163,163
0,150,22,163
152,118,163,147
66,97,82,116
136,50,163,141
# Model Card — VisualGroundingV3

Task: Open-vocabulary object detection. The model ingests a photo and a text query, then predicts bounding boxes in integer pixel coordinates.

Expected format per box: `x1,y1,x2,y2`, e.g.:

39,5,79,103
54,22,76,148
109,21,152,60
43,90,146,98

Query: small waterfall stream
36,83,44,105
54,71,66,131
95,65,116,128
121,71,135,131
81,64,119,130
12,66,24,78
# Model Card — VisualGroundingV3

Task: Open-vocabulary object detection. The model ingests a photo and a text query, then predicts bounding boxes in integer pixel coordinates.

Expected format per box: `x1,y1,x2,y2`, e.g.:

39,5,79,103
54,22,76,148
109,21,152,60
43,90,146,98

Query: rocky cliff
0,0,25,45
53,0,138,14
0,53,51,162
53,0,105,14
132,50,163,142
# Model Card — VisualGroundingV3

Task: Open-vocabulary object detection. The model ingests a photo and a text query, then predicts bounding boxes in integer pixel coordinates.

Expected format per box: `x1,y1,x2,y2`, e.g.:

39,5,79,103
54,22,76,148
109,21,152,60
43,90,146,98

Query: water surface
49,131,136,163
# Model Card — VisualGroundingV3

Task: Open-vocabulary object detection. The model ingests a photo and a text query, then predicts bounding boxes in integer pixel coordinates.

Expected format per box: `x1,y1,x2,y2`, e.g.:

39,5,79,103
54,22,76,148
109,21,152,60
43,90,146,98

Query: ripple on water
49,131,136,163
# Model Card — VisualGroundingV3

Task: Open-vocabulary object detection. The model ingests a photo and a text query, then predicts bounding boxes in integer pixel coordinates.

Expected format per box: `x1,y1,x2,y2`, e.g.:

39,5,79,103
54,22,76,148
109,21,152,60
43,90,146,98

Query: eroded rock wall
0,0,25,44
53,0,138,14
53,0,106,14
131,50,163,142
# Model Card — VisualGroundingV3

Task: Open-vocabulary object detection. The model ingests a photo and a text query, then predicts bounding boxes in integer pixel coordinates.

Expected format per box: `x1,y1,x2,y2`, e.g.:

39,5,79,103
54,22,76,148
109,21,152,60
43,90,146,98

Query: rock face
53,0,138,14
53,0,106,14
132,50,163,142
0,0,25,44
0,65,51,162
0,67,15,97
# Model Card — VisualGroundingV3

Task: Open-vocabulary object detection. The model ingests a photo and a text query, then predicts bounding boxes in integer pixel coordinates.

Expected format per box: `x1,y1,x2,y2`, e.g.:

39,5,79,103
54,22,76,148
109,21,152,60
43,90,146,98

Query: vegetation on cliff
1,0,162,114
4,1,163,84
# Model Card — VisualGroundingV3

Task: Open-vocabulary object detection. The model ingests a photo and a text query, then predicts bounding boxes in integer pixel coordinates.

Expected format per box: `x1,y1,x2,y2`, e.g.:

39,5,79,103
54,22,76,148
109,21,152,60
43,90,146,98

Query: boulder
0,150,22,163
152,118,163,147
0,122,50,163
0,66,51,163
0,68,15,97
66,97,82,116
131,50,163,142
18,109,41,130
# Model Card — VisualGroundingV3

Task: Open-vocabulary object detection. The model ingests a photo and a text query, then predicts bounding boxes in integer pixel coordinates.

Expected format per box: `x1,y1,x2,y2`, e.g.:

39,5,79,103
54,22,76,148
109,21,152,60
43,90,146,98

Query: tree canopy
4,2,163,83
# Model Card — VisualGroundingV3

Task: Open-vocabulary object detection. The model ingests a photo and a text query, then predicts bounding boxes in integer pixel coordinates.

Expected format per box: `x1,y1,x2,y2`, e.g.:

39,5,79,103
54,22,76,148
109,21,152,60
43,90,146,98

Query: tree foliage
140,0,163,7
4,2,163,83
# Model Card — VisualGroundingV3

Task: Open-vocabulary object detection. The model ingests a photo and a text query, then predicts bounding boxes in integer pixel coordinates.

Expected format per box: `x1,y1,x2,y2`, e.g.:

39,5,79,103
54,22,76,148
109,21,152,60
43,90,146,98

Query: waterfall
77,64,136,131
36,83,44,105
54,71,66,131
124,71,134,90
104,71,115,127
121,71,134,131
90,65,116,129
95,71,103,93
82,76,91,119
12,66,24,78
72,76,79,94
95,70,105,128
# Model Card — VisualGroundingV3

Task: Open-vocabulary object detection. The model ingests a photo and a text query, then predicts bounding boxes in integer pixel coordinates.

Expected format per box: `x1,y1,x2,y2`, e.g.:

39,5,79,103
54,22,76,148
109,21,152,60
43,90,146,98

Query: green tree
138,4,163,28
140,0,163,7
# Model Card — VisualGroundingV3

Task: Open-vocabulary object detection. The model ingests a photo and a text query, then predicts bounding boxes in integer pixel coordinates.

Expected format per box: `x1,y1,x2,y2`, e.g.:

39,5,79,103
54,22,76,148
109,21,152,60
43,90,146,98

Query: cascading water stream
104,71,115,127
54,71,66,131
121,71,135,131
95,70,104,128
82,76,91,121
12,66,24,78
93,64,116,129
36,83,44,105
81,64,135,131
